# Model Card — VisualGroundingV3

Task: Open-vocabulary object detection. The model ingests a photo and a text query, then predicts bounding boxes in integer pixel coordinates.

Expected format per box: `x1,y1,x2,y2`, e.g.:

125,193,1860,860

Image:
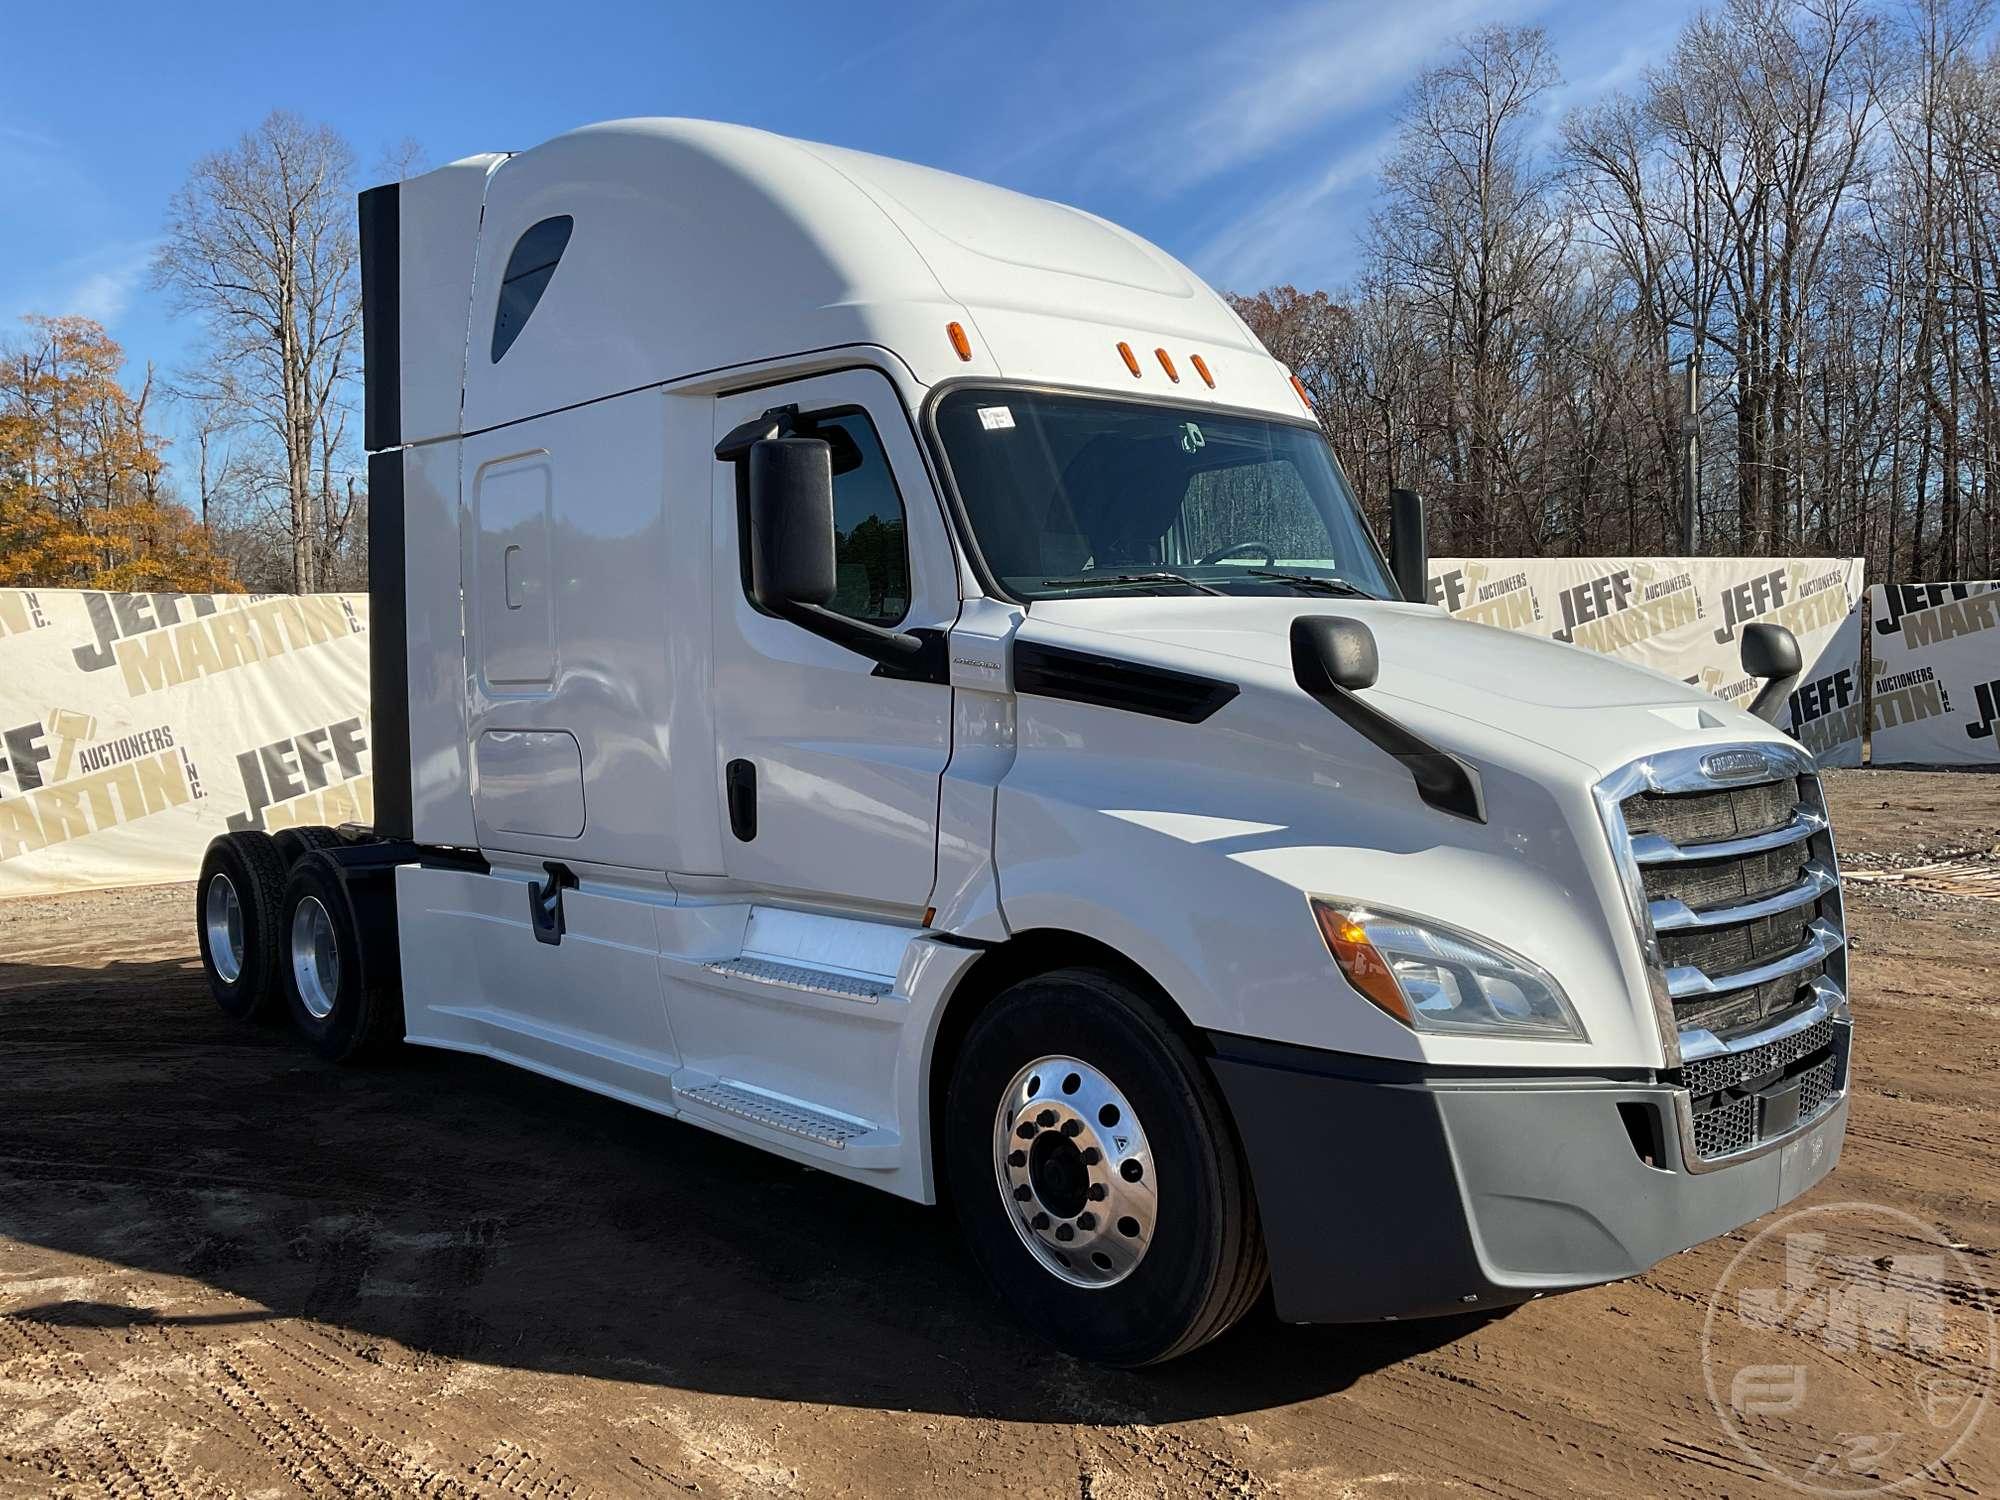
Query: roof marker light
1289,373,1315,413
1190,354,1215,388
1117,341,1142,377
1155,348,1179,383
946,322,973,361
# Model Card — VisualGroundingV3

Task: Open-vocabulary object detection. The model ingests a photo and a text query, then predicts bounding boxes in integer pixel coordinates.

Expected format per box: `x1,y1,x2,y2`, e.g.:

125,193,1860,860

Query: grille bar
1630,807,1824,865
1666,918,1843,998
1649,861,1837,932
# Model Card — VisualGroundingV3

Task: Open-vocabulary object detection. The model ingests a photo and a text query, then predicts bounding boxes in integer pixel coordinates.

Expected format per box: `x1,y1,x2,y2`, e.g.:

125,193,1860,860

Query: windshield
934,387,1396,602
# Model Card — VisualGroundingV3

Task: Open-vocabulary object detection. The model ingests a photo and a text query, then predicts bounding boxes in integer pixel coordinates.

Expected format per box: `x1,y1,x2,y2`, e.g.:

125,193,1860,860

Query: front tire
279,852,401,1063
195,831,288,1021
944,967,1267,1365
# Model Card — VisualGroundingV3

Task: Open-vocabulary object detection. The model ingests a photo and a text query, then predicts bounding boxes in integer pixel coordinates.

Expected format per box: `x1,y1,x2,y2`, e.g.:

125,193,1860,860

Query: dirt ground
1,769,1996,1498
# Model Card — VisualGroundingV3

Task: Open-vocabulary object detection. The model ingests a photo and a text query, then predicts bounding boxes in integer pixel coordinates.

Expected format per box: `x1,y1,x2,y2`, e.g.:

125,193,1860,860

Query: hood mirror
1741,623,1802,724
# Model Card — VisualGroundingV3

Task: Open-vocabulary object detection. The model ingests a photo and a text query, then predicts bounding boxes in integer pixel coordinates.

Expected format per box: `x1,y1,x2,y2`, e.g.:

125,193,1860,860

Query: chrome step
703,956,890,1002
676,1080,874,1148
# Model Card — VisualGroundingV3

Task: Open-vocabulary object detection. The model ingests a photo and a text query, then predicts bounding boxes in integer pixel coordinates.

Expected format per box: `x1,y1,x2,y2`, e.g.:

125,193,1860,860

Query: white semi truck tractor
193,119,1850,1366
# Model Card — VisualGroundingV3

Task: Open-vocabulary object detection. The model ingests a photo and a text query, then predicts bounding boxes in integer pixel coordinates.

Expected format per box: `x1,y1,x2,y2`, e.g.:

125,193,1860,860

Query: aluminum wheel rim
289,896,340,1021
204,873,245,985
993,1054,1157,1289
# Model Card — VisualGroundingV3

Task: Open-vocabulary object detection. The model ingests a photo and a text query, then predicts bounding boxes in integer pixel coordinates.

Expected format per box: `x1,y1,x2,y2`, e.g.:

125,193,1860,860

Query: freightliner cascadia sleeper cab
194,119,1851,1366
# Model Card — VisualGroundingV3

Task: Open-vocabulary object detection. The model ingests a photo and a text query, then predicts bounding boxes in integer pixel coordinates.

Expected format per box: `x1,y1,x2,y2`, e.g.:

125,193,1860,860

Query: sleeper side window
490,215,574,363
807,409,911,626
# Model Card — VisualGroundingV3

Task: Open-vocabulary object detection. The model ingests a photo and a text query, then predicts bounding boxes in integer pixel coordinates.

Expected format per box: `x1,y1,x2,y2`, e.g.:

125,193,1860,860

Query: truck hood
1023,594,1792,780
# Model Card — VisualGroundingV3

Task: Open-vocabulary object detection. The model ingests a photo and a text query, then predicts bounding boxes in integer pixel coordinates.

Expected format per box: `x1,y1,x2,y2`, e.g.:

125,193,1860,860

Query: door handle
503,543,525,610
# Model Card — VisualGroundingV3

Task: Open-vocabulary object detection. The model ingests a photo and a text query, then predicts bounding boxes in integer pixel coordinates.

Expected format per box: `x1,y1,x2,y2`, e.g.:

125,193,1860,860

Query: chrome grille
1623,778,1799,844
1595,743,1851,1171
1644,843,1809,912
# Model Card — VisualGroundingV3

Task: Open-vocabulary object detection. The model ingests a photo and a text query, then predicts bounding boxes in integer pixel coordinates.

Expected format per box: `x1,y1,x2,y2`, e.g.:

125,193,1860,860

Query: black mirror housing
1741,622,1803,724
1389,489,1427,604
1291,615,1379,692
746,436,836,611
1740,622,1801,681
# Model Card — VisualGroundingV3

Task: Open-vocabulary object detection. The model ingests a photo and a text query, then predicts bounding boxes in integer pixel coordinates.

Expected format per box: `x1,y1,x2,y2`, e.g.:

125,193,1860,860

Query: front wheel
943,967,1267,1365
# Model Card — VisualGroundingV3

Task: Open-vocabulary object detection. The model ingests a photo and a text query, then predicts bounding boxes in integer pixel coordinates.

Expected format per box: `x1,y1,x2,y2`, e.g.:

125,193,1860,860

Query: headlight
1309,898,1587,1041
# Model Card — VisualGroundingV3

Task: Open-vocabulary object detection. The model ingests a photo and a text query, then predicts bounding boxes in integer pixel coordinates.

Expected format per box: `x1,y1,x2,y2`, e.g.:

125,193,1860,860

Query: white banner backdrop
1867,582,2000,767
0,589,373,899
1426,557,1867,767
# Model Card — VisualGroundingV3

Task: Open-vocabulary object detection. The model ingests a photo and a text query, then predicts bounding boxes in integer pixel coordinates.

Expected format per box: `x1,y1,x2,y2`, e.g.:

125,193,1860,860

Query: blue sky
1,0,1701,488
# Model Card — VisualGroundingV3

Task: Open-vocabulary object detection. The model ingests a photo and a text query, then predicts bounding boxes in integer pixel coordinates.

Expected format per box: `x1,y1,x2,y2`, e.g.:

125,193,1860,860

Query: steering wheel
1196,540,1277,566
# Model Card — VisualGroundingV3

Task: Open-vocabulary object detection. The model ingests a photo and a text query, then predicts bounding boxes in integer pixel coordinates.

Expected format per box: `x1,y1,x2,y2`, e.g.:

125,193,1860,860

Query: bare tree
154,111,363,592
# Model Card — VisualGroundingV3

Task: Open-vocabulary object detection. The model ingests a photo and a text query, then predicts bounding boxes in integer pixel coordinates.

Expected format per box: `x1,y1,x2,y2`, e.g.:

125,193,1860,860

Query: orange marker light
1311,901,1412,1024
1155,348,1179,383
1190,354,1215,388
1117,341,1142,377
1290,373,1315,413
946,322,973,361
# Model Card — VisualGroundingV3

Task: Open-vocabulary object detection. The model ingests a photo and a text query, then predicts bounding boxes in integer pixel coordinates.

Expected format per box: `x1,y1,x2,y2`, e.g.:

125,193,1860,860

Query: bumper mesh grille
1682,1017,1836,1099
1691,1092,1759,1160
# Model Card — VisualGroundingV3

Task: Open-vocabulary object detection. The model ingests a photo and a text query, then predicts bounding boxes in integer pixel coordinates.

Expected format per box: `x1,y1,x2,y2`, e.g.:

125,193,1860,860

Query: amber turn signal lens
1155,348,1179,383
1117,341,1142,377
1311,900,1412,1025
1290,373,1315,412
1190,354,1215,388
946,321,972,361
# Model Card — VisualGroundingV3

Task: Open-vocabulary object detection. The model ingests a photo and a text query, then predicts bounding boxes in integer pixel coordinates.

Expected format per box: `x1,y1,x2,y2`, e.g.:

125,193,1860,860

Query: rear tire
279,852,402,1063
943,966,1267,1366
272,824,345,867
195,831,288,1021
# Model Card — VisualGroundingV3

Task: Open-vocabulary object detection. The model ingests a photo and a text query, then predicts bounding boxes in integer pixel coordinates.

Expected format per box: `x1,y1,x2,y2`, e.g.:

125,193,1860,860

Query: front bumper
1208,1033,1846,1324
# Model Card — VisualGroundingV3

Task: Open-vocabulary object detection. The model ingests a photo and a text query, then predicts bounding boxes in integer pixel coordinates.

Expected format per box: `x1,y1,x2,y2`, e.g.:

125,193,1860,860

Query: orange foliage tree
0,315,238,591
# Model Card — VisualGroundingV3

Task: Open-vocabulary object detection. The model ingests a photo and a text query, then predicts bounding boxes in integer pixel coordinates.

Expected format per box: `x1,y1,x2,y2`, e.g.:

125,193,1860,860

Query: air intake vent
1013,642,1238,723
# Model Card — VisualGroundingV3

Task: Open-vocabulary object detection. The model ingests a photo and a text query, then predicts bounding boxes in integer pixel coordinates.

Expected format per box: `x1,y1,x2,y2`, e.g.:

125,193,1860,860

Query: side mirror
746,436,836,611
1741,622,1802,723
1291,615,1379,692
1389,488,1427,605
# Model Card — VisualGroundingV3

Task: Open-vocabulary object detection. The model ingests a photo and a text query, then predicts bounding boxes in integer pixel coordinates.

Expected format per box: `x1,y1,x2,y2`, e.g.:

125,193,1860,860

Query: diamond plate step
704,956,891,1002
677,1080,873,1148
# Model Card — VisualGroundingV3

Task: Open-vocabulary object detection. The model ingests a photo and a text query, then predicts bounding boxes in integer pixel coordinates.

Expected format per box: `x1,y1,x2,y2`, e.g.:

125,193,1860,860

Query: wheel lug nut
1013,1184,1032,1201
1081,1147,1100,1165
1031,1212,1050,1230
1077,1212,1096,1230
1007,1150,1026,1168
1017,1122,1037,1139
1088,1183,1106,1201
1036,1110,1056,1128
1055,1223,1074,1242
1061,1119,1081,1137
1120,1159,1143,1183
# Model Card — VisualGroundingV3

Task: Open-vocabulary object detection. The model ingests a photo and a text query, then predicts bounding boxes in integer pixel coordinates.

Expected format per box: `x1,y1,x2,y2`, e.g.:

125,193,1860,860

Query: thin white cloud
1103,0,1516,191
0,239,159,333
1189,129,1398,293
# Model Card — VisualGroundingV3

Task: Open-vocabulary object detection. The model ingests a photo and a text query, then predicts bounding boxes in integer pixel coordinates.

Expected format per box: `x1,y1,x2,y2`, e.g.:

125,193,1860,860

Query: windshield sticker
1180,421,1205,453
977,406,1015,431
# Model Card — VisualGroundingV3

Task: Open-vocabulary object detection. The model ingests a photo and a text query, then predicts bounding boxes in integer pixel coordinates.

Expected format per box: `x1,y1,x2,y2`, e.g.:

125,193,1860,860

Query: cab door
709,368,957,914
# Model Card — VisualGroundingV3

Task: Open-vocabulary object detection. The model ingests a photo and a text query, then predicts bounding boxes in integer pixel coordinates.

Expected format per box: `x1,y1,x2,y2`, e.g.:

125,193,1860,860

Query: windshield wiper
1244,570,1375,598
1040,571,1225,596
